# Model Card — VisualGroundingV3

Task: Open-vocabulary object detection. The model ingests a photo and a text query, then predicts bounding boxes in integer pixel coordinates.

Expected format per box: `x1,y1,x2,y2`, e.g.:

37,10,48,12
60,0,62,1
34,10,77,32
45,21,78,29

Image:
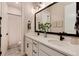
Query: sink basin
48,40,70,46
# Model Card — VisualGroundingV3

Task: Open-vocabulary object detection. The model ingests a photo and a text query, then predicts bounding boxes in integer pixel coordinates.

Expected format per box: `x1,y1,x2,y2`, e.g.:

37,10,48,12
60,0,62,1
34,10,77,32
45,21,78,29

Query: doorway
8,13,22,48
5,2,22,55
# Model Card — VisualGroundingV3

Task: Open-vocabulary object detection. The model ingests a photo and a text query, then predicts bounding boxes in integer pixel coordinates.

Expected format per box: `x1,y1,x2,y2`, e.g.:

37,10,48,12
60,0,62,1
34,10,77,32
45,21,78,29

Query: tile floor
5,46,22,56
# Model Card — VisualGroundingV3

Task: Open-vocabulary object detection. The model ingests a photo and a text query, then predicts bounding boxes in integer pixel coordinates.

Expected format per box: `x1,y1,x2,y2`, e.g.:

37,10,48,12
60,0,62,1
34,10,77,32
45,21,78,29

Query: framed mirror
35,2,79,37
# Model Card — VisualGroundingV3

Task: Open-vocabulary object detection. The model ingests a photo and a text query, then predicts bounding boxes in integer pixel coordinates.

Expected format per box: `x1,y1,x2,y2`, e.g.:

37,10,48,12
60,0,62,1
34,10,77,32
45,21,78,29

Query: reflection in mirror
49,2,65,33
35,2,77,35
36,8,51,32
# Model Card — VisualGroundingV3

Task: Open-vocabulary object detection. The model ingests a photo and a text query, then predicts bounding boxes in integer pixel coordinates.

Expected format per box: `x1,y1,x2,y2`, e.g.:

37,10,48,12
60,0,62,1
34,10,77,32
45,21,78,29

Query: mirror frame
34,2,79,37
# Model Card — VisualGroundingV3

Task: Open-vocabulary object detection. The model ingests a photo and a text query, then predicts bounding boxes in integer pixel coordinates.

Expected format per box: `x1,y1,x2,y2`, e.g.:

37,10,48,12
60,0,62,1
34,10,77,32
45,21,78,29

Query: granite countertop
25,33,79,56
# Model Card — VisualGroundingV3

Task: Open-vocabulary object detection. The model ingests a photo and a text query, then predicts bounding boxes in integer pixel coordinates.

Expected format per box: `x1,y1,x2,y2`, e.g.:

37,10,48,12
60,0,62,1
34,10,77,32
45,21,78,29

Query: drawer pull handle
27,43,29,48
33,42,37,45
33,50,37,54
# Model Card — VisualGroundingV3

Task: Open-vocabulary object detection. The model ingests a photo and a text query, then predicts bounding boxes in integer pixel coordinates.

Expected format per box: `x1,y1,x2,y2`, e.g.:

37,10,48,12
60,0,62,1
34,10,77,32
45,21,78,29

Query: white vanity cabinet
39,49,49,56
39,43,66,56
25,37,33,56
25,36,39,56
25,35,67,56
32,40,39,56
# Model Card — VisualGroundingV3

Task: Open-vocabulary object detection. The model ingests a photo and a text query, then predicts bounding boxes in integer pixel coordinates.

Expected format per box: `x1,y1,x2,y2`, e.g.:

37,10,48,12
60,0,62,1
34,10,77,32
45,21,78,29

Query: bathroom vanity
28,2,79,56
24,34,65,56
24,34,79,56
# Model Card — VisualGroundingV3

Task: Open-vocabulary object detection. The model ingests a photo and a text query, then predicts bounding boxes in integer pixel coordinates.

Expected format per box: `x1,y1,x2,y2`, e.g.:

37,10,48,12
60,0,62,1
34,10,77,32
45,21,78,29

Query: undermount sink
48,40,70,46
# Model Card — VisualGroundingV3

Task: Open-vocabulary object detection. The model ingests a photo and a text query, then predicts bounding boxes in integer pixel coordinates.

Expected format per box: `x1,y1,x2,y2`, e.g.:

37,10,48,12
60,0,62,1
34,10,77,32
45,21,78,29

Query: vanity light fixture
39,2,46,8
32,8,36,14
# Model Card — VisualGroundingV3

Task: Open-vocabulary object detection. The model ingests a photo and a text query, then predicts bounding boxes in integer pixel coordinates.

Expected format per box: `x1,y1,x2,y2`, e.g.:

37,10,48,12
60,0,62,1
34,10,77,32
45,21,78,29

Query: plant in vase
39,22,51,37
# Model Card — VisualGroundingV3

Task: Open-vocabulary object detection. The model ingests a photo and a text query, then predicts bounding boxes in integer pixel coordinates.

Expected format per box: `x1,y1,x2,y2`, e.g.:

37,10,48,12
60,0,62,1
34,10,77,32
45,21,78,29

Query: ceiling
7,2,52,11
7,2,21,9
32,2,52,10
57,2,74,6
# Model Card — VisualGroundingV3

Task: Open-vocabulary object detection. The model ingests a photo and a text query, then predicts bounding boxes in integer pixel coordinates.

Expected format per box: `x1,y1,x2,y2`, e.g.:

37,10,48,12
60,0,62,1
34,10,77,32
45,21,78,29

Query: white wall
0,3,2,16
8,6,21,16
24,2,34,34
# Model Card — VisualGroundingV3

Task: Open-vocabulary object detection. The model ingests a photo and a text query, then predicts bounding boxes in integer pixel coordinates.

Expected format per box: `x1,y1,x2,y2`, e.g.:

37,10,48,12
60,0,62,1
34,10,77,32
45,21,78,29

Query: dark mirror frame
34,2,79,37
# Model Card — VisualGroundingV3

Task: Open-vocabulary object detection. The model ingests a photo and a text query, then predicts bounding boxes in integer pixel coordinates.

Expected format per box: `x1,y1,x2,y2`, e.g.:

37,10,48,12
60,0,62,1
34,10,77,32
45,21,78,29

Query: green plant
39,22,51,32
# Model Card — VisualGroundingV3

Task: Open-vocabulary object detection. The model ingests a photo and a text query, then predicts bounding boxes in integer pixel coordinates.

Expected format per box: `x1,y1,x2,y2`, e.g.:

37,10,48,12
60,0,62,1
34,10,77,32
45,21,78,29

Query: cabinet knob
6,33,8,35
33,42,37,45
33,50,37,54
27,43,29,48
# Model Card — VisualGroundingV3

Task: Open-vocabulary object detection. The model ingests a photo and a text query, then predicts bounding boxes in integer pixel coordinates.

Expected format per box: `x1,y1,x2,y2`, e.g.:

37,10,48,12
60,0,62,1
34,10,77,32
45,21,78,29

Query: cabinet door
39,43,65,56
25,37,33,56
32,40,39,56
25,40,32,56
39,49,48,56
32,45,38,56
25,37,32,43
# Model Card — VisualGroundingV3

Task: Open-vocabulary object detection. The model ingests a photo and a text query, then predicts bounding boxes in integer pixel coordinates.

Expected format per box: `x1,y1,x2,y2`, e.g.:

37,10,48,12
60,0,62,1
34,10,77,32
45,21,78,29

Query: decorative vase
44,32,47,37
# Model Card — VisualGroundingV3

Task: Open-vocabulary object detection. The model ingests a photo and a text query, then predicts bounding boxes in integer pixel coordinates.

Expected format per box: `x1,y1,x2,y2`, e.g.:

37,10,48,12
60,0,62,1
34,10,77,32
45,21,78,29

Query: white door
8,14,21,47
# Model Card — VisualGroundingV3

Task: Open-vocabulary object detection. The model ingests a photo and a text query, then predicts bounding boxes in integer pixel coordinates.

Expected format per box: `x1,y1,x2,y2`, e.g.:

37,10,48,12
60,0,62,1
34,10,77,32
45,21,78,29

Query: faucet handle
60,35,64,41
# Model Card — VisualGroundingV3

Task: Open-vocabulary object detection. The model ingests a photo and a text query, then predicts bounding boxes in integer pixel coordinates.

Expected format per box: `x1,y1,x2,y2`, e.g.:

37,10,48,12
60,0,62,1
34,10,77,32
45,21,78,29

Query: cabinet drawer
33,52,38,56
32,40,39,56
39,49,48,56
33,40,38,47
32,45,39,56
25,41,32,56
32,49,38,56
39,43,65,56
25,37,32,43
33,45,38,52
